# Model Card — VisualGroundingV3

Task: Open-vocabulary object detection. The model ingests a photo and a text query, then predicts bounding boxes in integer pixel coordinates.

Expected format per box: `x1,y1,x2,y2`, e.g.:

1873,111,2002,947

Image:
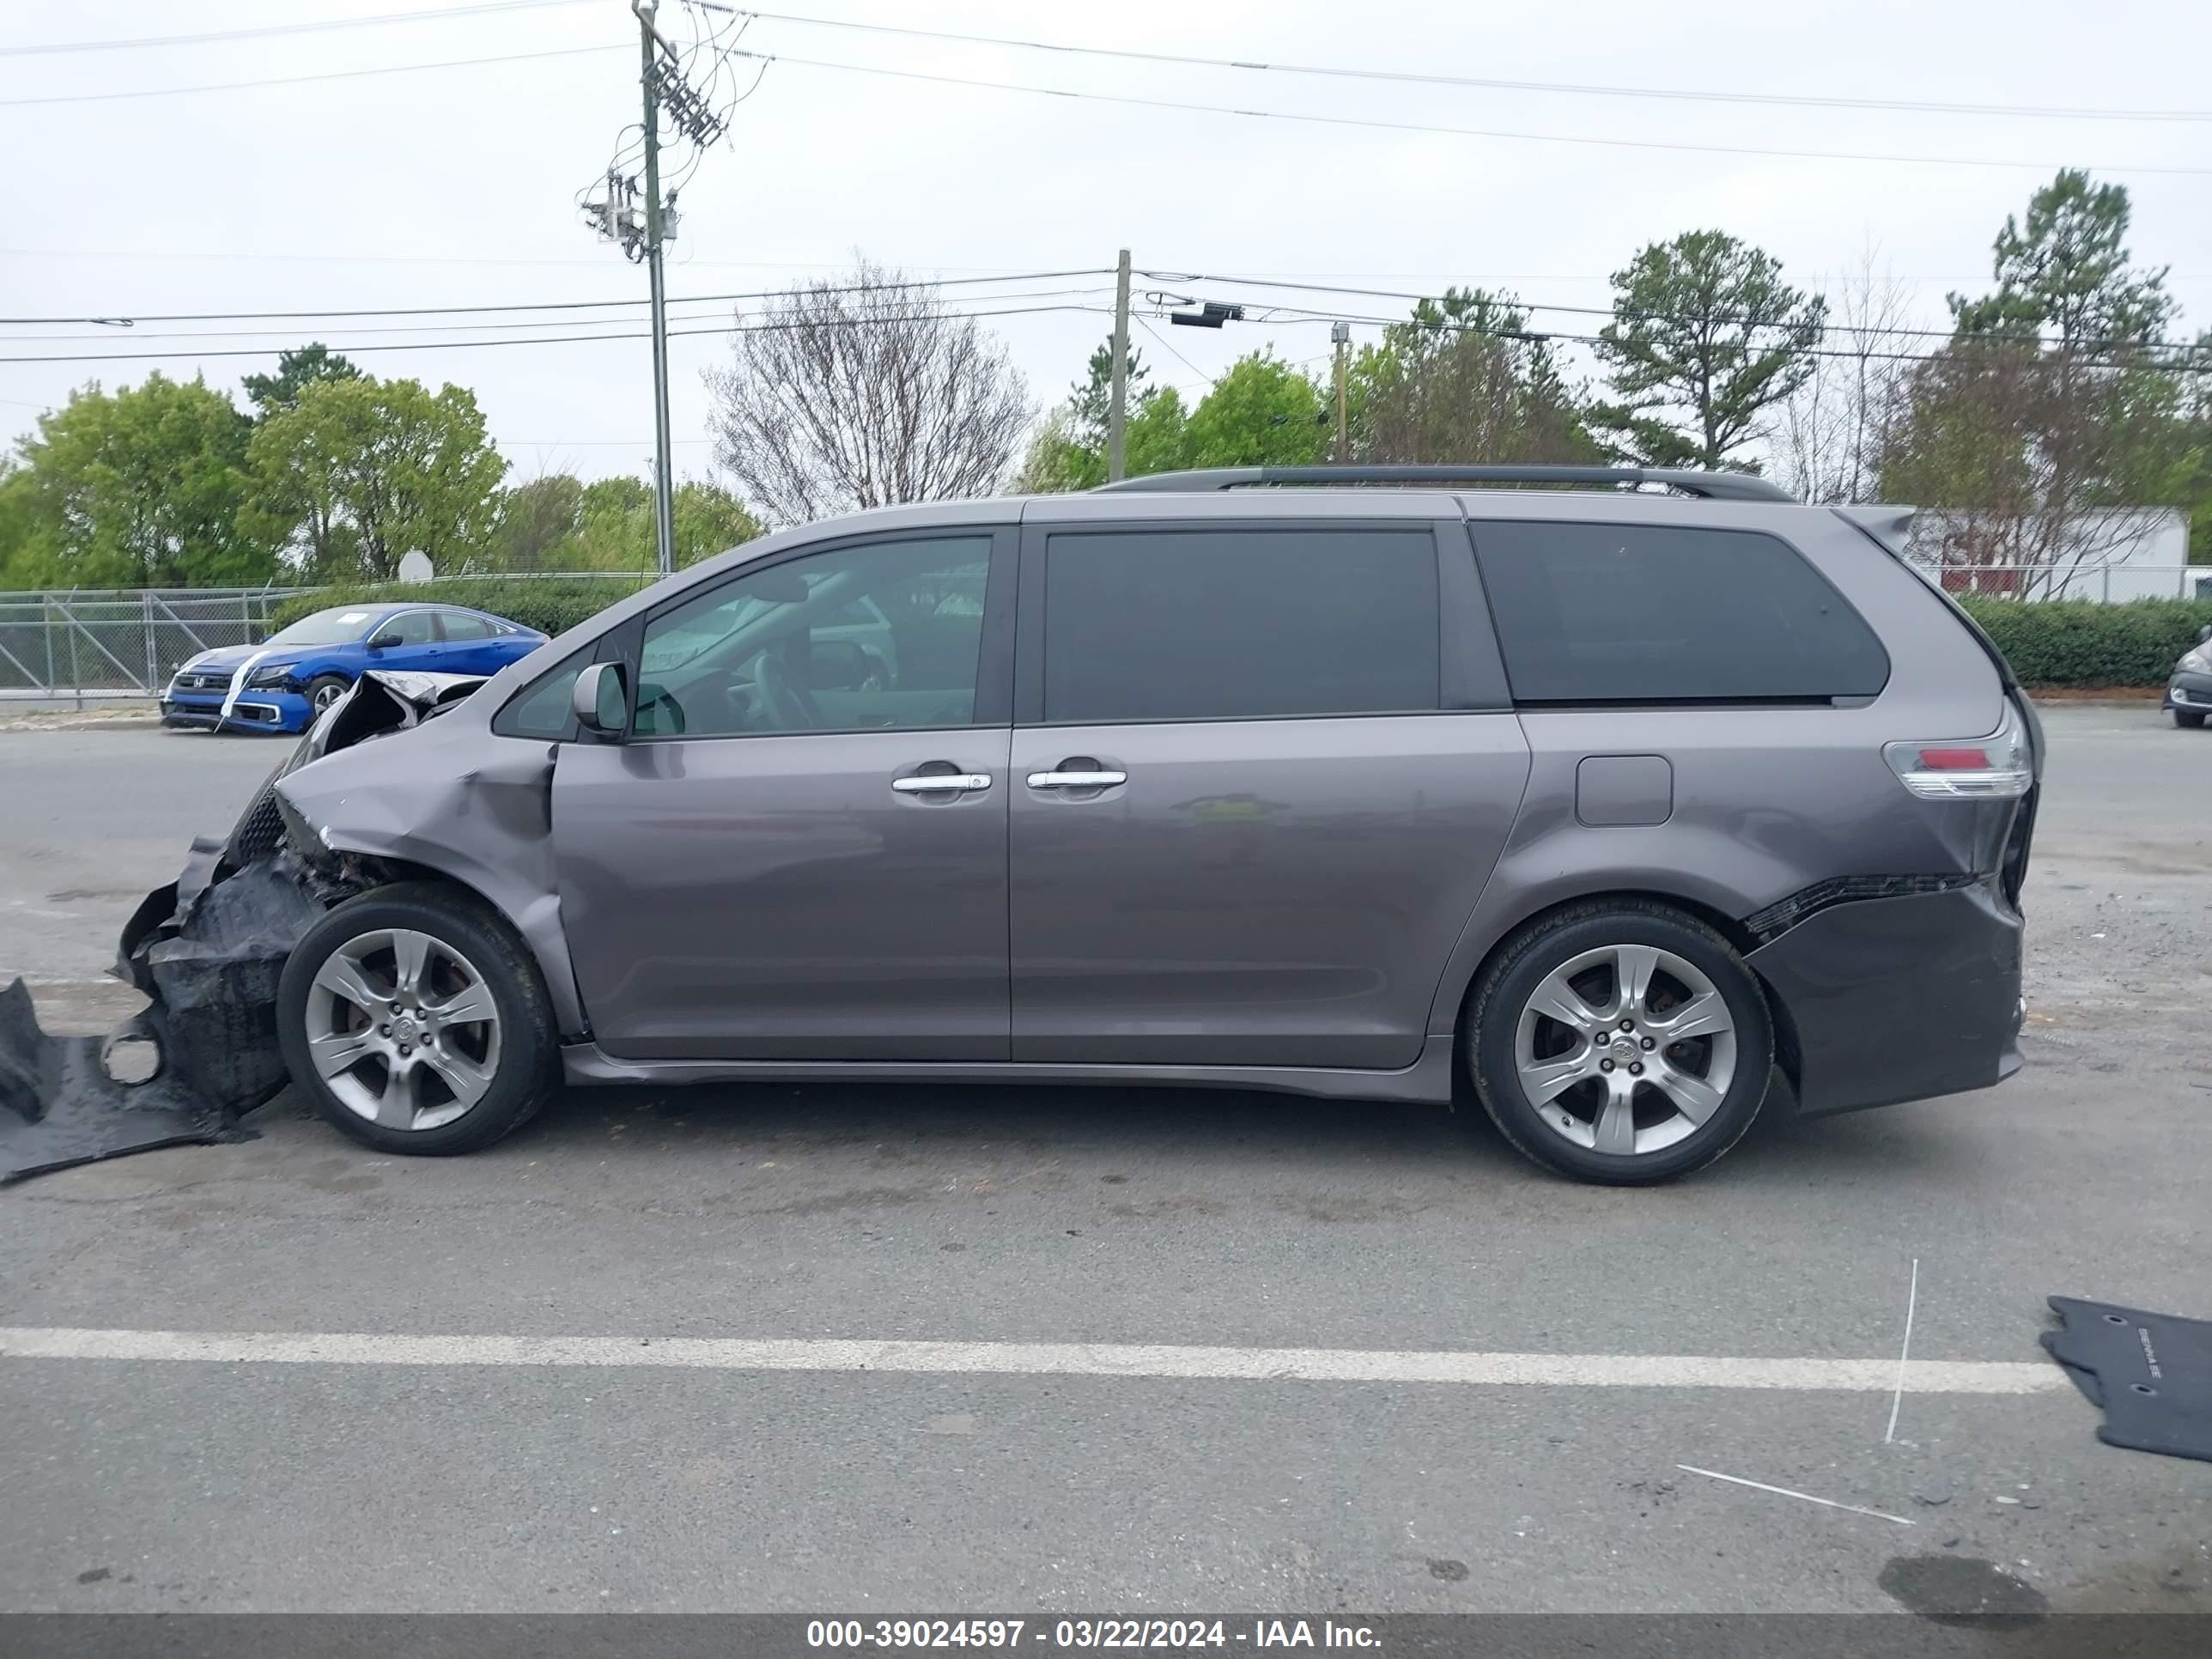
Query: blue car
161,602,550,734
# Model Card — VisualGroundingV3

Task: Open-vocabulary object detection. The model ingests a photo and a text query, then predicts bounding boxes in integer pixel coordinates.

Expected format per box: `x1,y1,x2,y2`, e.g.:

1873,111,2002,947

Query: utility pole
1331,320,1351,463
637,0,677,576
586,3,725,576
1106,248,1131,483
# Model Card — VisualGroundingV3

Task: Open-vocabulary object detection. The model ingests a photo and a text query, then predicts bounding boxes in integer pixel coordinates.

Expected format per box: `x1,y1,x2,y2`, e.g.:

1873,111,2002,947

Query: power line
1133,316,1220,389
0,0,597,56
1153,271,2209,359
714,48,2212,178
721,6,2212,125
0,285,1117,343
1170,301,2212,374
0,302,1118,364
0,268,1112,328
0,42,626,107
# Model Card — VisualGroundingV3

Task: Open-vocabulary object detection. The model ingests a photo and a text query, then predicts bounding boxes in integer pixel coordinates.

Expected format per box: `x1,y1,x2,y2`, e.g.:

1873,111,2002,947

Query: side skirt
559,1041,1458,1105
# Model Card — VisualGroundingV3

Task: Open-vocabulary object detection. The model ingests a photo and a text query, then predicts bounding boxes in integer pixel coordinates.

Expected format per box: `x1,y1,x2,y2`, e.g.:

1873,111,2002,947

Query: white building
1905,507,2202,603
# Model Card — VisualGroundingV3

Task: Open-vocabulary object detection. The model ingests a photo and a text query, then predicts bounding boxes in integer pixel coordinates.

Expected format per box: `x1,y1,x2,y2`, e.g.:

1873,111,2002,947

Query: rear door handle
891,772,992,793
1025,769,1127,789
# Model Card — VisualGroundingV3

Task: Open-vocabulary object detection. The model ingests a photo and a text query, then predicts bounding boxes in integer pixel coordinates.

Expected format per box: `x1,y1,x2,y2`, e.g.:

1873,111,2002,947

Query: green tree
241,343,362,419
1591,231,1826,471
1948,169,2173,349
1885,173,2196,578
562,476,762,570
487,473,586,571
1183,352,1328,468
0,465,40,587
1014,338,1191,491
9,374,274,587
1352,289,1601,465
245,375,506,582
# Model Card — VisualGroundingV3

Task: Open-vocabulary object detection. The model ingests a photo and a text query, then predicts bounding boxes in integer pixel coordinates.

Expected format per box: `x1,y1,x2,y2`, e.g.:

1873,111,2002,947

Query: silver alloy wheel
312,680,348,712
304,927,502,1132
1513,943,1737,1157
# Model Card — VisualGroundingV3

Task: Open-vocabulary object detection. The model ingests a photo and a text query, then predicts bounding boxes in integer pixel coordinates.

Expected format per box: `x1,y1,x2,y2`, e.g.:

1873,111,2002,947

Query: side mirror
367,632,403,650
2198,624,2210,645
571,661,629,737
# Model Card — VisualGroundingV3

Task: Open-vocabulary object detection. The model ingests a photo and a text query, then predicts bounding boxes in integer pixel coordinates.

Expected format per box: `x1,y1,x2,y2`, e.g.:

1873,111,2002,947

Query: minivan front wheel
276,884,559,1155
1467,902,1772,1185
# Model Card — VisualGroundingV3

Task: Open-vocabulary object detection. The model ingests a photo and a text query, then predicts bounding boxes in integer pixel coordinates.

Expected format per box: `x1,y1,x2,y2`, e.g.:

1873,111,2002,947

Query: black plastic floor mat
2043,1296,2212,1463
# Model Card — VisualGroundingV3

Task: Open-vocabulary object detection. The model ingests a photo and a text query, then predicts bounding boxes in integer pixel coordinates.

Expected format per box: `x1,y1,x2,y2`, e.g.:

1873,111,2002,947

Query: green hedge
1957,597,2212,688
270,576,655,639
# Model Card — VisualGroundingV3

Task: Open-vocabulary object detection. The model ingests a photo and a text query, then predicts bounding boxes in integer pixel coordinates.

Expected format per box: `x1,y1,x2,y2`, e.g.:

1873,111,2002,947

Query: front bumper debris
0,670,488,1182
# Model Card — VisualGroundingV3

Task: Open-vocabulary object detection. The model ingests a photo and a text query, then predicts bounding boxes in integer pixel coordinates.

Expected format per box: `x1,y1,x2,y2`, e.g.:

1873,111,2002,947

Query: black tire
2175,708,2207,729
304,674,352,719
1464,898,1773,1186
276,882,559,1156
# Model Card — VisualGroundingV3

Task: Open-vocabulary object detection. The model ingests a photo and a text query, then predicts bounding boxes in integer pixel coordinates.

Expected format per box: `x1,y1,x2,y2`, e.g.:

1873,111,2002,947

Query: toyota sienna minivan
249,465,2039,1185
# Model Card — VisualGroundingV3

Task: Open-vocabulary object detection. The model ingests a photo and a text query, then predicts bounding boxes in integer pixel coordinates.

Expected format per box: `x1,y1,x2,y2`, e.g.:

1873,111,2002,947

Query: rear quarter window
1472,520,1889,703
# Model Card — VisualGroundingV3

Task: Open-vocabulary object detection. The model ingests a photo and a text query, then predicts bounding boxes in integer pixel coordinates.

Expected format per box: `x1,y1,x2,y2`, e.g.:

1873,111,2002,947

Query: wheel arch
1439,884,1794,1093
304,843,588,1042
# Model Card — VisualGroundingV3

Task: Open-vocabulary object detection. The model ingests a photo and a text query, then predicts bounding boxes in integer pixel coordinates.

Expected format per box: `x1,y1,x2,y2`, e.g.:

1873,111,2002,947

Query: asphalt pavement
1,708,2207,1616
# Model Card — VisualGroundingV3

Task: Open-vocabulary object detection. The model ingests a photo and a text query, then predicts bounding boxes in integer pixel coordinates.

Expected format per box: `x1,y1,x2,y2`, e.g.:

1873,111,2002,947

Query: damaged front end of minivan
0,671,495,1181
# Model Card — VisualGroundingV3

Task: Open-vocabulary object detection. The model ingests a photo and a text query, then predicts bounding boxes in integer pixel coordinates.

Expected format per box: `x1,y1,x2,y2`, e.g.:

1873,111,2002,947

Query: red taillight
1883,706,2033,800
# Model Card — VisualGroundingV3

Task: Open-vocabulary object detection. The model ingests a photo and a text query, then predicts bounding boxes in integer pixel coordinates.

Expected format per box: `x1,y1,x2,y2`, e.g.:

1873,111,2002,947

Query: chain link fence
0,575,650,699
0,588,311,701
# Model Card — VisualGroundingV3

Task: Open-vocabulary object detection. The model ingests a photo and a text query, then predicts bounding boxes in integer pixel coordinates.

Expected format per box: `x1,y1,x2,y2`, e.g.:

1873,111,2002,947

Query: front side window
1472,521,1890,703
633,536,993,738
379,611,441,647
1042,528,1440,724
497,649,590,738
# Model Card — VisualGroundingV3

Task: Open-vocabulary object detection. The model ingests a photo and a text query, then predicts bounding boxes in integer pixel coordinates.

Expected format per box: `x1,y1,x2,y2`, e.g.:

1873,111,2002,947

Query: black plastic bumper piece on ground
1744,881,2024,1116
0,981,234,1181
2,846,341,1181
2043,1297,2212,1463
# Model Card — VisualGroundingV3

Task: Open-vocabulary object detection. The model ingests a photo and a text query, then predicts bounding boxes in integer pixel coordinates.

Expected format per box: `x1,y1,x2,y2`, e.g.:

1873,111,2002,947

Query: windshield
264,607,379,648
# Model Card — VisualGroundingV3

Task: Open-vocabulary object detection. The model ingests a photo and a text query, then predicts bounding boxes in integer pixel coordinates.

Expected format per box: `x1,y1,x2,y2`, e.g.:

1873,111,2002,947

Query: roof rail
1091,464,1798,504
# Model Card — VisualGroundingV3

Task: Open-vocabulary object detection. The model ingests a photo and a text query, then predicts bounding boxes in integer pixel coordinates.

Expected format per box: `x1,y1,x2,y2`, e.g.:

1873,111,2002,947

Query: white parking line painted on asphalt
0,1328,2066,1393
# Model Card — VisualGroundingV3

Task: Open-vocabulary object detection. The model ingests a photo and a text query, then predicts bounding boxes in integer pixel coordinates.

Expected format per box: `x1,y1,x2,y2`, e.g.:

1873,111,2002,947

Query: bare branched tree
705,260,1031,526
1771,246,1914,504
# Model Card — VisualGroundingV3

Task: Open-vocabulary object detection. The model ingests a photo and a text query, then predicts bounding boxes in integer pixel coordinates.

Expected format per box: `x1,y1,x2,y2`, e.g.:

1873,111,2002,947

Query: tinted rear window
1042,528,1439,723
1472,521,1889,702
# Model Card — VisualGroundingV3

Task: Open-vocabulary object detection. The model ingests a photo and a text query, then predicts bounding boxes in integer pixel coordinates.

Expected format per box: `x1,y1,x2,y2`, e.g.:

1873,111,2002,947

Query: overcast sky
3,0,2208,503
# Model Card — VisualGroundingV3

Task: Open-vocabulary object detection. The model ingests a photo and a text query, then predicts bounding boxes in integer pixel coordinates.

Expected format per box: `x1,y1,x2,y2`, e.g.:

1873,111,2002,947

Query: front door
552,529,1014,1060
1009,521,1530,1071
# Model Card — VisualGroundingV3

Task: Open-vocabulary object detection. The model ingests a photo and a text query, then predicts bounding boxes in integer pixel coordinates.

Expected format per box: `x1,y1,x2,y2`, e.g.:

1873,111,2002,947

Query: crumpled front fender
270,685,581,1038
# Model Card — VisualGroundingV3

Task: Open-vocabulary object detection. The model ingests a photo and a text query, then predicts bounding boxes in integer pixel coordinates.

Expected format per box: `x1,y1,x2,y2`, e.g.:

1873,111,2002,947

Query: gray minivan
258,465,2039,1184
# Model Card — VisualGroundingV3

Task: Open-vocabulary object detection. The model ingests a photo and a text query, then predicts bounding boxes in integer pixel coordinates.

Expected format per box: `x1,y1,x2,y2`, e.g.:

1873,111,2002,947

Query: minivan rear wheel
1466,900,1772,1185
276,883,559,1156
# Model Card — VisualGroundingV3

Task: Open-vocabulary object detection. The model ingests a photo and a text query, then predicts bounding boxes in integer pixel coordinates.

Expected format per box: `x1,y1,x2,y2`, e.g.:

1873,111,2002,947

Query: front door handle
1025,769,1127,789
891,772,992,793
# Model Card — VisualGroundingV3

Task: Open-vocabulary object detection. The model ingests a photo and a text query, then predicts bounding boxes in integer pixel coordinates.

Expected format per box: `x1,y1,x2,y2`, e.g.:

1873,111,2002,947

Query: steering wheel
751,647,823,731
